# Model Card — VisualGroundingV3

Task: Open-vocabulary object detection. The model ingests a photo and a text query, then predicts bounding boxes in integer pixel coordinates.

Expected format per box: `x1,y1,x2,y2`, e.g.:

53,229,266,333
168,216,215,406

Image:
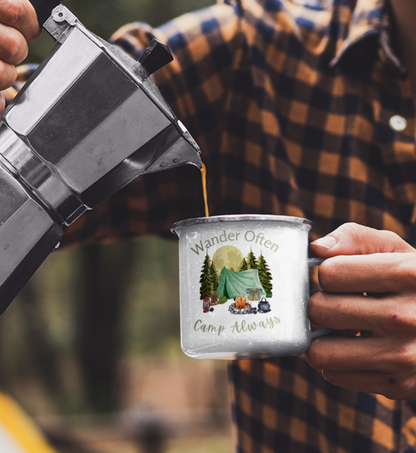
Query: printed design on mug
199,245,273,315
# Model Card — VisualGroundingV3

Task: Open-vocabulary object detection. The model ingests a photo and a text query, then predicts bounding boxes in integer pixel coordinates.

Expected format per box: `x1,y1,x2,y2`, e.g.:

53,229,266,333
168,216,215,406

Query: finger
0,23,28,65
308,292,394,332
320,369,416,400
310,222,414,258
318,253,416,294
0,92,5,113
0,61,17,90
309,291,416,335
306,334,394,372
0,0,40,42
307,331,416,375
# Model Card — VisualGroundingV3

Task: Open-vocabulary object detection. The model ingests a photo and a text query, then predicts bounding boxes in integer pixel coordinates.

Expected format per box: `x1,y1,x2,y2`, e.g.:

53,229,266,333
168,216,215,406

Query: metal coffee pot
0,0,201,313
257,298,271,313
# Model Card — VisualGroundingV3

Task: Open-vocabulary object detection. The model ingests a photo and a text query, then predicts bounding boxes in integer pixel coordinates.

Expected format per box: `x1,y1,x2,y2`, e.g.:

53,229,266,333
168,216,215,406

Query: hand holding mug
306,222,416,400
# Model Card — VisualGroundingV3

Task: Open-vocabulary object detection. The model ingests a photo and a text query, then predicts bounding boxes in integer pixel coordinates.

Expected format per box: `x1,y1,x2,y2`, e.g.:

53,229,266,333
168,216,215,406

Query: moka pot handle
28,0,61,26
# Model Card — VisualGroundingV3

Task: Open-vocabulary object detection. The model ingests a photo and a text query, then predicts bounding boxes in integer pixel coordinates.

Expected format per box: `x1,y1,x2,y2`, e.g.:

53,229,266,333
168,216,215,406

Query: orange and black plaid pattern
7,0,416,450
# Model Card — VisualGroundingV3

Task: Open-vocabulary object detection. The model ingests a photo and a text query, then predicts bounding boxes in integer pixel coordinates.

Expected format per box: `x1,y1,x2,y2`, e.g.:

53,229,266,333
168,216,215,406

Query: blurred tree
16,281,65,408
74,242,136,413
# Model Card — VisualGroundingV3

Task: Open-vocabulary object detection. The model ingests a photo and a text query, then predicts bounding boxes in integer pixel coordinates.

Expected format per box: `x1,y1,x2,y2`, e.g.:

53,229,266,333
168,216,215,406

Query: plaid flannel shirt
7,0,416,451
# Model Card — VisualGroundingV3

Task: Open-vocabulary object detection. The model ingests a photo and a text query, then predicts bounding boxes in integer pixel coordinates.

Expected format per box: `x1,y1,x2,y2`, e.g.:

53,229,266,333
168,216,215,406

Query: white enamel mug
171,215,332,360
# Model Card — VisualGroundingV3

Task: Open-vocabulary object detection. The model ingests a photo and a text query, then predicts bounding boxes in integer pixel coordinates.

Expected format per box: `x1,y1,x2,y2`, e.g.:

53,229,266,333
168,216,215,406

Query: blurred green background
1,1,234,452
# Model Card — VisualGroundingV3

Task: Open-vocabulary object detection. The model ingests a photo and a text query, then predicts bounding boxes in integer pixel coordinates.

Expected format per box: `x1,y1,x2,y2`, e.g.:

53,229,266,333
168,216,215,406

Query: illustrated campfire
228,294,257,315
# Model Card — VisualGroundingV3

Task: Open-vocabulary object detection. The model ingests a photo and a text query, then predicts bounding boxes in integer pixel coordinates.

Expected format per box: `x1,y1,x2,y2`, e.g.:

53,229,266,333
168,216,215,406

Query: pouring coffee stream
201,163,210,218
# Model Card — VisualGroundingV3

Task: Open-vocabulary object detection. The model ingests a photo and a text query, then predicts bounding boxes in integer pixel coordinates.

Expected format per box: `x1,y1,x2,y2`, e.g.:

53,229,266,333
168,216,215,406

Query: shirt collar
328,0,404,72
221,0,405,73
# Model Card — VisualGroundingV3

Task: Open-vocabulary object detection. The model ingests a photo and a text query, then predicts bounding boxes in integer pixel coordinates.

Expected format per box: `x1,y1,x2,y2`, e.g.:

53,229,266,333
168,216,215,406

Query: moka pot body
0,4,201,314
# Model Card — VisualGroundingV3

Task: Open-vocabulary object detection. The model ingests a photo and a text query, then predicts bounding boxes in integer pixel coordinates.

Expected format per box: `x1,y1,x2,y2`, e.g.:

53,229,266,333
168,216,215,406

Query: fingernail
312,236,337,249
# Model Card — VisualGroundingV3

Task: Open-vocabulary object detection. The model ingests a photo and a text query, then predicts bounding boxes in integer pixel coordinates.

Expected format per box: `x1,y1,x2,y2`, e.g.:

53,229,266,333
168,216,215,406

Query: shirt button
389,115,407,131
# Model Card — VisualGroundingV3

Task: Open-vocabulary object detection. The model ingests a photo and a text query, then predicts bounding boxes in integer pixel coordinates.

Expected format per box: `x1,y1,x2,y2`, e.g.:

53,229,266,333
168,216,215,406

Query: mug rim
171,214,313,232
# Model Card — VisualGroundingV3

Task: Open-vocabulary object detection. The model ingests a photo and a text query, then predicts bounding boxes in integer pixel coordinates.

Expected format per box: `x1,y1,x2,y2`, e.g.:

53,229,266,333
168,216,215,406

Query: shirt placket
370,66,416,242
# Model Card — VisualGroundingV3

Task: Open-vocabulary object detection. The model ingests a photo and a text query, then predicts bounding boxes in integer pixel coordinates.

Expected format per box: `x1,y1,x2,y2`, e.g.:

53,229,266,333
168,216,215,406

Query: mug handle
308,257,325,266
307,256,335,338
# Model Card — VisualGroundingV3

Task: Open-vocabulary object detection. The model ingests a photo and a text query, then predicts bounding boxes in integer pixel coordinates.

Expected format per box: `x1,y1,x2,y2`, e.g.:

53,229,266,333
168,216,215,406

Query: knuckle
335,222,362,242
306,342,335,370
392,344,416,369
0,29,27,64
306,346,324,370
334,223,410,253
307,291,326,324
384,310,409,331
308,292,338,328
321,369,340,385
2,0,27,28
318,259,340,291
380,229,413,253
340,222,361,232
0,62,17,90
382,377,412,400
383,301,416,332
397,258,416,289
381,229,401,243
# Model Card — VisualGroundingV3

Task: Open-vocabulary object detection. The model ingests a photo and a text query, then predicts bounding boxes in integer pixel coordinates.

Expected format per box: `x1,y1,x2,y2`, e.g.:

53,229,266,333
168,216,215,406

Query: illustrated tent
216,267,264,300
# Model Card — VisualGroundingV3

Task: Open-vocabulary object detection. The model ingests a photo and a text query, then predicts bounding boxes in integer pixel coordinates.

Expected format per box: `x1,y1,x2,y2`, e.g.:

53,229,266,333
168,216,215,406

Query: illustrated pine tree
210,261,220,292
239,257,248,271
199,254,213,299
258,252,273,297
246,248,258,269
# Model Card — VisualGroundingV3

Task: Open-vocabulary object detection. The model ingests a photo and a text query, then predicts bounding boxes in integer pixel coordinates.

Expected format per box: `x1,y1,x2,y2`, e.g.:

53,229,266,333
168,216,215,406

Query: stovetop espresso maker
0,0,202,313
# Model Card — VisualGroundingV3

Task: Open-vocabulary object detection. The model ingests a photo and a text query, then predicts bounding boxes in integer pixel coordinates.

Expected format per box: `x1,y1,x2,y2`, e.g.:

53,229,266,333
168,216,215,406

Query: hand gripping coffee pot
0,0,202,314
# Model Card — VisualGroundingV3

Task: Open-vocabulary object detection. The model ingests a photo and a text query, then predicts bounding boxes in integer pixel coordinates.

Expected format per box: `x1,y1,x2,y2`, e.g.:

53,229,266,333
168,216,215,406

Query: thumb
310,222,414,257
